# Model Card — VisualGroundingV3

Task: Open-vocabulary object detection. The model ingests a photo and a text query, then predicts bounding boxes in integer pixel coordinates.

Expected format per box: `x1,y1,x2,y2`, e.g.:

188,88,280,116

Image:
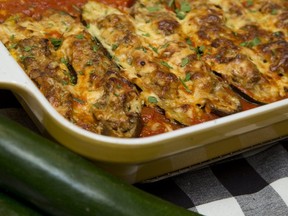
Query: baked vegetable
0,192,42,216
0,116,201,216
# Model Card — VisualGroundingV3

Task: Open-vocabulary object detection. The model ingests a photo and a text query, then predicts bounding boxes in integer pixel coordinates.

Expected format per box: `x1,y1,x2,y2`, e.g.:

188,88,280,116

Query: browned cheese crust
0,0,287,137
0,11,142,138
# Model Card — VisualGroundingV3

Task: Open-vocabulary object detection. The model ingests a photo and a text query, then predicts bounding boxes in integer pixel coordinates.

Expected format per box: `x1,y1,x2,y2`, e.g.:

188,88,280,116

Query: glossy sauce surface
0,0,134,22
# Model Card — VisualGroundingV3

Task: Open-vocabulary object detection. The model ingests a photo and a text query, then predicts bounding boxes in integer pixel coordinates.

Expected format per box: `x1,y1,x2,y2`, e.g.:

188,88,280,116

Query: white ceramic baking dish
1,42,288,183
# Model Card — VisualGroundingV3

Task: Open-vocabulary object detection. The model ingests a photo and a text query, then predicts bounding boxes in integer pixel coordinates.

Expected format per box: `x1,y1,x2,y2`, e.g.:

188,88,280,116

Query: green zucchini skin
0,116,201,216
0,192,42,216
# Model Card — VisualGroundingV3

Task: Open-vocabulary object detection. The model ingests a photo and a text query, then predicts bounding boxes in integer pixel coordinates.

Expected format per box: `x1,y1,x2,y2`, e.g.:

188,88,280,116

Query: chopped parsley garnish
160,42,170,49
149,44,158,53
92,45,99,52
112,44,119,51
160,61,173,69
175,10,186,20
180,57,190,67
9,43,17,49
148,96,158,104
61,57,69,65
271,9,278,15
179,77,192,93
184,73,191,82
136,46,147,53
93,102,103,109
246,0,254,7
175,1,191,20
186,38,193,46
168,0,175,7
24,46,33,52
147,6,160,12
73,97,85,104
19,55,34,61
240,37,261,48
69,73,77,85
62,80,68,85
50,38,63,49
142,33,150,37
194,45,205,58
197,45,205,53
85,60,93,66
10,34,15,40
75,34,84,39
180,1,191,12
112,55,119,62
273,31,282,37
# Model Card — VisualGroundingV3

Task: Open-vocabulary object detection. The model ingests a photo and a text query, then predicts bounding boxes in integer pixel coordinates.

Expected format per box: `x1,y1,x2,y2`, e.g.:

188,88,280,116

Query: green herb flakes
149,44,158,53
61,57,69,65
10,34,15,40
180,1,191,12
168,0,175,7
273,31,282,37
136,46,147,53
180,57,190,67
75,34,84,39
50,38,63,49
148,96,158,104
175,1,191,20
92,45,99,52
186,38,193,46
73,97,85,104
160,42,170,49
180,77,192,93
142,33,150,37
9,43,17,49
19,55,34,61
175,9,186,20
246,0,254,7
184,73,191,82
147,6,160,12
271,9,278,15
240,37,261,48
85,60,93,66
112,44,119,51
24,46,32,52
160,61,173,69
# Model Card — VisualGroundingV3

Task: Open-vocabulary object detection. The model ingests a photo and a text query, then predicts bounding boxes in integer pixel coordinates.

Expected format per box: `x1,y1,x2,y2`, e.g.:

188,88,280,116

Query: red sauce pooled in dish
0,0,134,23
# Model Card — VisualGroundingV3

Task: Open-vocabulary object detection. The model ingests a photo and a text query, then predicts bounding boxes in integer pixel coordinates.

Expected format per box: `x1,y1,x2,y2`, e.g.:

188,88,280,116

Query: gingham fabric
1,89,288,216
136,140,288,216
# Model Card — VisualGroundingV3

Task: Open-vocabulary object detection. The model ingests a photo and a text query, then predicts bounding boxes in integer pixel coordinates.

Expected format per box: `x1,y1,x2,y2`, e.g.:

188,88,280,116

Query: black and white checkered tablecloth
1,89,288,216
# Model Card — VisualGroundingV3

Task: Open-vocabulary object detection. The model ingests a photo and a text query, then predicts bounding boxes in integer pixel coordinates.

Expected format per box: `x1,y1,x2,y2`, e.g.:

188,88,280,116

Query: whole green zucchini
0,192,42,216
0,116,200,216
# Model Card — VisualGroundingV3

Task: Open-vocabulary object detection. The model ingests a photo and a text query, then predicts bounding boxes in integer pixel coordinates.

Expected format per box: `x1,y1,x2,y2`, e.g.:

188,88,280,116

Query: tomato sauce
0,0,134,23
139,107,184,137
240,98,259,111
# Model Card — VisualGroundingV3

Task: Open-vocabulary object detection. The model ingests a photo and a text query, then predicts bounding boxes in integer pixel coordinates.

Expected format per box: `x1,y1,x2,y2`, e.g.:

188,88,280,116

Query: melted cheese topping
175,0,287,103
83,1,243,126
0,0,287,137
0,11,142,138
